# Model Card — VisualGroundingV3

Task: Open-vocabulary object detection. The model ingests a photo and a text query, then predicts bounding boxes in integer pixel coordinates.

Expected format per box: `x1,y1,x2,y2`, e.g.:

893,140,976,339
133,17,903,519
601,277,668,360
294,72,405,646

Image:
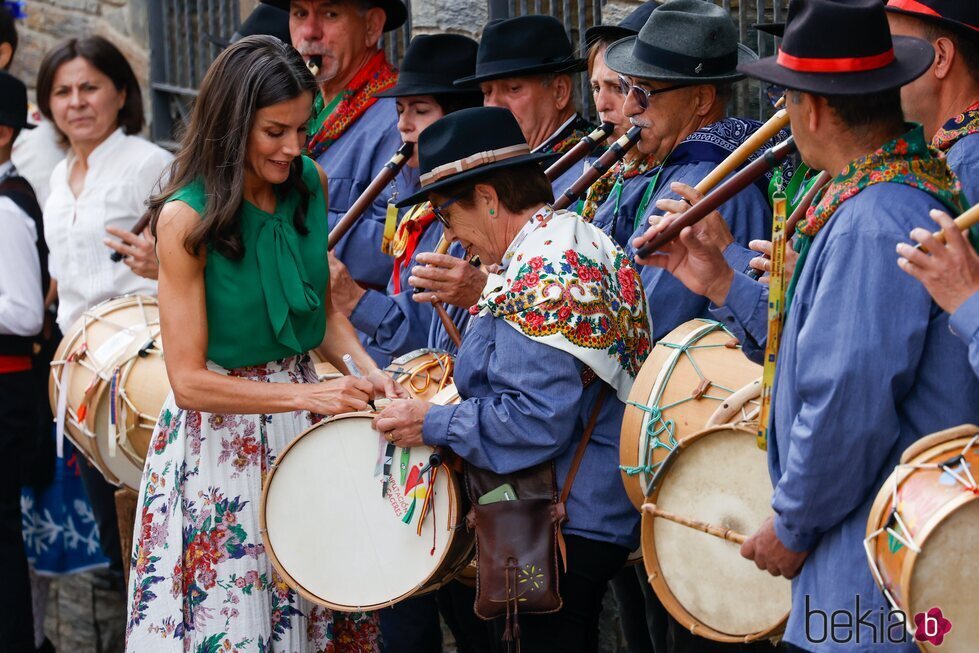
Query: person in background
270,0,416,291
0,69,43,653
36,35,173,597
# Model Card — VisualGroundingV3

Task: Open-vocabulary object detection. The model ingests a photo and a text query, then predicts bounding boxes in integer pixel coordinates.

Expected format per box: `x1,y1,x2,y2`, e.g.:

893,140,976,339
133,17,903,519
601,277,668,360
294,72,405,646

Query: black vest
0,174,48,356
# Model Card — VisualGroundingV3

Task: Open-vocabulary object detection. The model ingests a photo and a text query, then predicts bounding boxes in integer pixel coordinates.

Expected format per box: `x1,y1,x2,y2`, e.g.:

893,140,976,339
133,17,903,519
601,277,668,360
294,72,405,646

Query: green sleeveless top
167,156,329,369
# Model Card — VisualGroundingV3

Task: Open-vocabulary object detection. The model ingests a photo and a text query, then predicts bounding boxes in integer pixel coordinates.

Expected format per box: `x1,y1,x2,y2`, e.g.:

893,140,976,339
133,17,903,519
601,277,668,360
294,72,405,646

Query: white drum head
908,499,979,653
94,392,145,490
263,414,460,610
646,427,790,638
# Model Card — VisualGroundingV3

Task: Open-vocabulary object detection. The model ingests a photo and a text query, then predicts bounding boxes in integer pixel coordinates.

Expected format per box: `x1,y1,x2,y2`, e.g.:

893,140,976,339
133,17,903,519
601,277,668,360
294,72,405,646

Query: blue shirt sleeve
771,218,935,552
349,288,432,358
422,319,584,474
709,272,769,364
950,290,979,380
946,133,979,205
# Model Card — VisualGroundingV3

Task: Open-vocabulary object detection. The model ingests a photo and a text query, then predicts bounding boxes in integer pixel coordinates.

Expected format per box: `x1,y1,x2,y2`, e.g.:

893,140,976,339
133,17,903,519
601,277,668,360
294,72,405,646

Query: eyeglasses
431,195,460,228
617,75,691,111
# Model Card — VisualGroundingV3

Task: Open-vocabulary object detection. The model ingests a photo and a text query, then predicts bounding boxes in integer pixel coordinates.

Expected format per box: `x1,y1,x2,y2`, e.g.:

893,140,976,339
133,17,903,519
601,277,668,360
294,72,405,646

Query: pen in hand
342,353,377,411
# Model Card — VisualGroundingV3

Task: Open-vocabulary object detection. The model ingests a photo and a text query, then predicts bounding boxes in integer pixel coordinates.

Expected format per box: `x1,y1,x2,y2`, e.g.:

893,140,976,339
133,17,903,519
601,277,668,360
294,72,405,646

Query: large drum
865,424,979,652
641,425,790,642
385,348,454,401
621,319,761,508
49,295,168,489
261,387,471,610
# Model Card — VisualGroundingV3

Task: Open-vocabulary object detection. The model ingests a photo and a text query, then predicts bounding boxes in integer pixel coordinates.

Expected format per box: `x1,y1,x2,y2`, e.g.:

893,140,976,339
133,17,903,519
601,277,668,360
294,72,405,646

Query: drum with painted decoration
49,295,168,489
260,385,471,609
865,424,979,653
620,319,761,508
641,425,790,642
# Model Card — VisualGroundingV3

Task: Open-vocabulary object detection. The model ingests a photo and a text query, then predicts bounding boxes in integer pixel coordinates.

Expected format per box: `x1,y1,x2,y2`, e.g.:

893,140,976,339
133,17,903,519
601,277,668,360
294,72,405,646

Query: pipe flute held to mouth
552,125,643,211
543,121,615,183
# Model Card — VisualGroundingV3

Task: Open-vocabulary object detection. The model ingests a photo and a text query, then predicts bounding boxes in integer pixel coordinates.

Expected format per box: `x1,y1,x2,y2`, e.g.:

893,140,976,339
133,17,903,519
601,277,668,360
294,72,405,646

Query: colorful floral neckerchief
474,207,652,400
389,202,437,294
579,154,657,222
536,115,599,156
788,125,966,307
932,100,979,153
306,50,398,160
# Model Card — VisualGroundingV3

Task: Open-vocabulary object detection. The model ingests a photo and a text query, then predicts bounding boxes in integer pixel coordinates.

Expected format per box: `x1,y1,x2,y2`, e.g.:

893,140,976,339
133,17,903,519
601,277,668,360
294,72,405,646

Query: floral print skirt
125,355,380,653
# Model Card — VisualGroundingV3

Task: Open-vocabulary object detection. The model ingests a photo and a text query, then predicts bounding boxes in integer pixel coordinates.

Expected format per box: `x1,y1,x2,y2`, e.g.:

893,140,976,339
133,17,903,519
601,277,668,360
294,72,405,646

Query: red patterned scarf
306,50,398,160
390,203,437,294
932,100,979,153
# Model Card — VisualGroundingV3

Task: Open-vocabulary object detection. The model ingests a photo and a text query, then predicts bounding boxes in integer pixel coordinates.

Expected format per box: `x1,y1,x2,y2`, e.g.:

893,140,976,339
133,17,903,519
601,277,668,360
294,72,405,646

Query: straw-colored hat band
420,144,532,186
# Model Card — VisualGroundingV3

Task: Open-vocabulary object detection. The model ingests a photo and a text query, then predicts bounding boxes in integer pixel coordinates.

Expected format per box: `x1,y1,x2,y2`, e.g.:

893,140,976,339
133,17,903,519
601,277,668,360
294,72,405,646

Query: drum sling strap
465,384,607,651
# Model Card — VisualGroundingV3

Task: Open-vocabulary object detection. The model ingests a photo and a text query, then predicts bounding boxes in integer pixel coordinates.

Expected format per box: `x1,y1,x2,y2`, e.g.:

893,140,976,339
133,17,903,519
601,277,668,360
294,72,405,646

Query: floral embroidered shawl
474,208,652,400
932,100,979,153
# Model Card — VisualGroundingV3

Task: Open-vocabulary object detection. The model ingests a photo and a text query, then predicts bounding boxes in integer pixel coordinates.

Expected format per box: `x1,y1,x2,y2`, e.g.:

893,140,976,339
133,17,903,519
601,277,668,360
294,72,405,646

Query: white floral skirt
125,355,381,653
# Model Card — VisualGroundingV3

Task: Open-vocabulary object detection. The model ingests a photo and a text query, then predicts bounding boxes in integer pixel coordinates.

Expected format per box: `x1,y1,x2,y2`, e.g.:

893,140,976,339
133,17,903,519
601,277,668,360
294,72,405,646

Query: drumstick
642,503,748,545
915,202,979,251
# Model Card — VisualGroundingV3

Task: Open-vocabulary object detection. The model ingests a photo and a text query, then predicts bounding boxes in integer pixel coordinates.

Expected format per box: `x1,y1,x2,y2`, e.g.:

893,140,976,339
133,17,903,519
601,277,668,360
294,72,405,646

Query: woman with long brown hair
125,35,400,652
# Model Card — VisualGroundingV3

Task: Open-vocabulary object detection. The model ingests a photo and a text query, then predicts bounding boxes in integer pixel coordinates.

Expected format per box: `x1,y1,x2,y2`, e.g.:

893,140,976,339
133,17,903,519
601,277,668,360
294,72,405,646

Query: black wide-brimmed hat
0,72,35,131
396,107,553,207
584,0,661,48
754,23,785,38
206,4,291,48
741,0,934,95
376,34,480,98
605,0,758,84
262,0,407,32
454,15,585,85
885,0,979,44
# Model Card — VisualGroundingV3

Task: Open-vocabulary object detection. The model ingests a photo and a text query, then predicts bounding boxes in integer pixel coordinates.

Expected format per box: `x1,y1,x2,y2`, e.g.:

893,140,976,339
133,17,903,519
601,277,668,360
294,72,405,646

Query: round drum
261,391,472,610
385,348,454,401
641,425,790,642
49,295,168,489
621,319,761,508
865,424,979,653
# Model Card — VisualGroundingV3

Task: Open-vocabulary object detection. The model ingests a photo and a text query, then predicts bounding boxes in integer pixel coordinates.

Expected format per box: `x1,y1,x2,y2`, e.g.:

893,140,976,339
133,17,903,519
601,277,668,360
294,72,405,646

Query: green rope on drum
620,319,742,479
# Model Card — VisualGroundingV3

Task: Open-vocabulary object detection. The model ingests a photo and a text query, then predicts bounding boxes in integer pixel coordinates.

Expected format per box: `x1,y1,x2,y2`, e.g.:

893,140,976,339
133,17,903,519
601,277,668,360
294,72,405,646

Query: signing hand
105,225,159,279
897,209,979,315
303,375,375,415
329,252,366,316
740,516,809,579
372,399,431,448
410,253,487,307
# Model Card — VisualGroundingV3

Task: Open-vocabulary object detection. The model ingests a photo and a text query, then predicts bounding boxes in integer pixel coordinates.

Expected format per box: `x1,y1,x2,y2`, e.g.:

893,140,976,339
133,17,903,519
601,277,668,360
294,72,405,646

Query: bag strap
560,385,607,505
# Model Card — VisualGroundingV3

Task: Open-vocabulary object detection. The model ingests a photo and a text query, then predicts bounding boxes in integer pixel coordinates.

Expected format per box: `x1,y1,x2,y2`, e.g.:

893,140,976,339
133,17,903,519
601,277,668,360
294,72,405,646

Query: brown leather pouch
463,387,607,641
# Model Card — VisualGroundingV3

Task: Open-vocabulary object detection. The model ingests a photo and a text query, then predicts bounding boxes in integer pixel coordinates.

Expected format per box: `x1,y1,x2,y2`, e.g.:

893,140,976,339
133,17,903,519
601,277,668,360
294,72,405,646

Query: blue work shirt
951,291,979,380
422,313,639,550
424,241,474,356
628,159,771,340
946,132,979,204
316,98,419,290
732,184,979,652
349,213,443,364
591,171,654,250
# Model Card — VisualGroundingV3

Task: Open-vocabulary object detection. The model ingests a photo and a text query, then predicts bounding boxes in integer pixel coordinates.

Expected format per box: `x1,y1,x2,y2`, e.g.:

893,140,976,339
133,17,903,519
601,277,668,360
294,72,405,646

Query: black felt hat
454,15,586,85
605,0,758,84
376,34,480,98
262,0,407,32
885,0,979,44
584,0,661,48
206,4,291,48
754,22,785,38
0,72,34,131
741,0,934,95
396,107,553,207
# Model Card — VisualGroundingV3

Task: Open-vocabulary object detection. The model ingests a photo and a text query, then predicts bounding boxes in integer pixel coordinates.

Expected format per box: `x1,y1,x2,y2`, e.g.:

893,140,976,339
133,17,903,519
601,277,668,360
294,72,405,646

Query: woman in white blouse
34,35,173,593
37,35,173,335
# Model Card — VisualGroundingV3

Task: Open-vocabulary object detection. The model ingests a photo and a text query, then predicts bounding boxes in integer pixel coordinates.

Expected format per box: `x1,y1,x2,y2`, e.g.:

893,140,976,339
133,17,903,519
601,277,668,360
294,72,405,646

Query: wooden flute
552,125,644,211
328,141,415,251
543,121,614,183
634,137,798,259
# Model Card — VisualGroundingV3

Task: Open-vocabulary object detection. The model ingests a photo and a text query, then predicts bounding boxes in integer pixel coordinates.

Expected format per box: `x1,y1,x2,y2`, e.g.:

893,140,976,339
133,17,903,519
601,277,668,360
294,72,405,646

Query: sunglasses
617,75,691,111
431,195,460,228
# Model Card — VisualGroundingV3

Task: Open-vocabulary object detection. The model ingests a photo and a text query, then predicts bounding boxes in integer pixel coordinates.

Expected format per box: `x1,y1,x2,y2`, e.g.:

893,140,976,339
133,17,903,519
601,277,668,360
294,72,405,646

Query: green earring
489,208,495,216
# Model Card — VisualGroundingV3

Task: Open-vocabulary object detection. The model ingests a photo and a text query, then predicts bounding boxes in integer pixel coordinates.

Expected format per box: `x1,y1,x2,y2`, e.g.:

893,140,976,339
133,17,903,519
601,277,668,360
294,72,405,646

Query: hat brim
0,114,35,130
374,83,480,98
754,22,785,38
396,151,556,208
885,7,979,45
262,0,406,31
604,36,757,83
203,31,231,49
453,57,587,86
584,25,636,48
738,35,934,96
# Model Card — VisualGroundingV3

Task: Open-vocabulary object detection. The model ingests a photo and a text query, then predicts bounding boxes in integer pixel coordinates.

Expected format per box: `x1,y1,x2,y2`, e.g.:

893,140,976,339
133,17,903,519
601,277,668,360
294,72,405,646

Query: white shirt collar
67,127,126,172
0,160,14,182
